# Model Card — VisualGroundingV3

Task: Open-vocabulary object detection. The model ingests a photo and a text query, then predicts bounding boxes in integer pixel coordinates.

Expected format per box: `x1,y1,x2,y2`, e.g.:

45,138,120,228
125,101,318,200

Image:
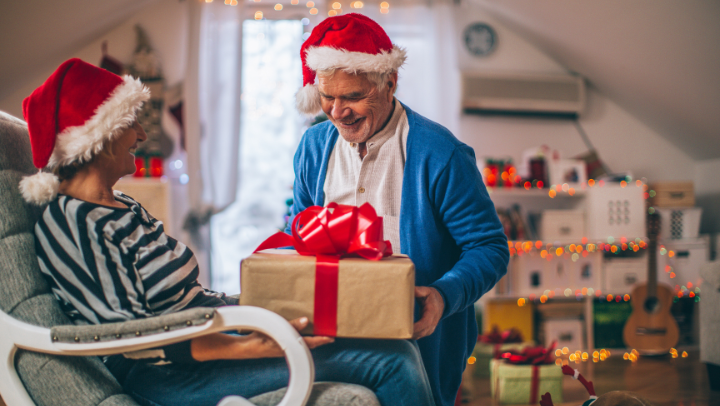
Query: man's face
318,70,396,144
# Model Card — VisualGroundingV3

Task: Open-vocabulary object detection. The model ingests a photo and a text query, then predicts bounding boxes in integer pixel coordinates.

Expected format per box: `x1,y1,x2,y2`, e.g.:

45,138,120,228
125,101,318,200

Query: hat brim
305,45,406,75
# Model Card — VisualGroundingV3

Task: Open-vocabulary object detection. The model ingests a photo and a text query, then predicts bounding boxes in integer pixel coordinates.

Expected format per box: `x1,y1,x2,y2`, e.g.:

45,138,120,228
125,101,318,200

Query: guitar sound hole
644,297,660,314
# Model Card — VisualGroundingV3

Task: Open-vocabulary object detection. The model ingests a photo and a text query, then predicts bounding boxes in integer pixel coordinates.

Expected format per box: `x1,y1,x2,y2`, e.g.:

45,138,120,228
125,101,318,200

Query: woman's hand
191,317,334,361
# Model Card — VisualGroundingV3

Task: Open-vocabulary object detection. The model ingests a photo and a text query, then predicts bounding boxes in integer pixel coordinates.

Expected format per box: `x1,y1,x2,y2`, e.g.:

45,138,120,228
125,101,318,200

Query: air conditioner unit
462,72,586,117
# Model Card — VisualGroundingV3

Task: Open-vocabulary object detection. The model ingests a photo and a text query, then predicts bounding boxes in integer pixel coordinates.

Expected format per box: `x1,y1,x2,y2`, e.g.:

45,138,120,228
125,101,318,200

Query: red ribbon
254,203,392,336
530,365,540,404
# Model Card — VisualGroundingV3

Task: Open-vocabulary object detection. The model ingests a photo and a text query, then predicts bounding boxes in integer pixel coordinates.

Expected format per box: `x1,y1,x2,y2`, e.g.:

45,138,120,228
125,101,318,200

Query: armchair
0,111,380,406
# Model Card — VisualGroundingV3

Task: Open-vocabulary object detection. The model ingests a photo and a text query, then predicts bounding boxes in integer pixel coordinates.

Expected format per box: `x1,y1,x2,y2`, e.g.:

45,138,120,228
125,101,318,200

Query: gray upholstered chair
0,111,380,406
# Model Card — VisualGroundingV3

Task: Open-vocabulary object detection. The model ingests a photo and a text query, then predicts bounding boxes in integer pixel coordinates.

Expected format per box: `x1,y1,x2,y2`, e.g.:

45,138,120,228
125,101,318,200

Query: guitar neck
647,238,657,298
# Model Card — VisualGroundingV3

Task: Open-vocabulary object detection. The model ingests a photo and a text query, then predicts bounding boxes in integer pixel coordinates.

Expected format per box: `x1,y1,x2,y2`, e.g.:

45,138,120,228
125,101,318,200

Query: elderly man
289,14,509,406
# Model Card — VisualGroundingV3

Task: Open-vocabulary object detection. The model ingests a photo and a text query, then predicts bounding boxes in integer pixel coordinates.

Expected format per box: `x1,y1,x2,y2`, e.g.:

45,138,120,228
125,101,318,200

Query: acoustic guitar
623,212,679,355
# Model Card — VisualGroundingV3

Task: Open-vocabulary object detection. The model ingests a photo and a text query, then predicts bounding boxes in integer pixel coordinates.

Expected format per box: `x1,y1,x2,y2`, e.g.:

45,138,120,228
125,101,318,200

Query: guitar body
623,282,679,354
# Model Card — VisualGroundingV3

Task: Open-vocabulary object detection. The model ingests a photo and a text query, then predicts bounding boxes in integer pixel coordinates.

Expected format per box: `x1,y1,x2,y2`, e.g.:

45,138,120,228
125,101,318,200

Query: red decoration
149,156,163,177
254,203,392,336
134,157,146,177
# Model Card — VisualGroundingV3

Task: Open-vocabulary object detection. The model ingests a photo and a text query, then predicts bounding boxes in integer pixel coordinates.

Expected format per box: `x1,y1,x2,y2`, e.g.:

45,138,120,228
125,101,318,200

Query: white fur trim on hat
305,45,407,74
46,75,150,170
19,171,60,205
295,84,323,116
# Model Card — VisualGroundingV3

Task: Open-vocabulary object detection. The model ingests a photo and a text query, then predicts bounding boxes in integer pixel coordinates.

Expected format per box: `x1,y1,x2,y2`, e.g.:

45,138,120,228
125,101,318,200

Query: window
210,20,304,294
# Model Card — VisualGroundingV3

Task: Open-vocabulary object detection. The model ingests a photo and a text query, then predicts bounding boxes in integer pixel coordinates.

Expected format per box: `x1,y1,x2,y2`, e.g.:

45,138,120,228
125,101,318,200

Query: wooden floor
2,350,716,406
461,349,719,406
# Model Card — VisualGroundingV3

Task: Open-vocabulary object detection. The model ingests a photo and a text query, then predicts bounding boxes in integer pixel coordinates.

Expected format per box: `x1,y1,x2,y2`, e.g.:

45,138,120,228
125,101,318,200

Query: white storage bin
541,210,585,241
545,256,574,291
586,184,645,240
511,252,549,296
544,319,584,350
603,256,647,294
602,253,673,294
570,251,603,290
655,207,702,240
658,237,709,288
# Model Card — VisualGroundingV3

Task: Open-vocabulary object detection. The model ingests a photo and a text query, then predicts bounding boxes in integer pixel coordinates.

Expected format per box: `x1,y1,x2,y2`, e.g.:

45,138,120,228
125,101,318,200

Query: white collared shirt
323,99,410,252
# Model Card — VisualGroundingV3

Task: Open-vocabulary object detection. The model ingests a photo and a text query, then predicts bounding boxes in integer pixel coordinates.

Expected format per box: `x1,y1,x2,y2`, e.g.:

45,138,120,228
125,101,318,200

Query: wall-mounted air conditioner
462,72,586,117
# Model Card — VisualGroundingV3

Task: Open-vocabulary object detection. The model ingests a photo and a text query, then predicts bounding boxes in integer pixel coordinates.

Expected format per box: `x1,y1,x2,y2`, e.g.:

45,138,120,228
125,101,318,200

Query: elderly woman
19,58,435,406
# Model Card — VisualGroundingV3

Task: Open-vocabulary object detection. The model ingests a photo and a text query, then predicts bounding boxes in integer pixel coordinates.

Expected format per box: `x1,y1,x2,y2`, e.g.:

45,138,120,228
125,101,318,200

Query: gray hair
316,68,398,94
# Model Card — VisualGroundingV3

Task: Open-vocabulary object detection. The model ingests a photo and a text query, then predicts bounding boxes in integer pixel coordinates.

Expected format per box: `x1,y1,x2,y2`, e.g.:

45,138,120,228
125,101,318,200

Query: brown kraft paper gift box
240,249,415,339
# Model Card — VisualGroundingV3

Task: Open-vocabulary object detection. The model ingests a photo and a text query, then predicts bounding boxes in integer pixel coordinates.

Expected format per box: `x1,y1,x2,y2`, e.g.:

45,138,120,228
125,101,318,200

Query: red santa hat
19,58,150,205
295,13,406,116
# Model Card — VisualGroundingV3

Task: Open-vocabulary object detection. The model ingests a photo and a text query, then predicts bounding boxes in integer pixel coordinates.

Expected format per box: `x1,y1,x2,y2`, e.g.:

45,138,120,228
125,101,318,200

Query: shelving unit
480,183,649,351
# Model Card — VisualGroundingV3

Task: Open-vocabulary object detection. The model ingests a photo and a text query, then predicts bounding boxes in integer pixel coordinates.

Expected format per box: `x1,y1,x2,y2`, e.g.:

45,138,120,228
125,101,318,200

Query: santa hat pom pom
295,84,322,117
19,171,60,205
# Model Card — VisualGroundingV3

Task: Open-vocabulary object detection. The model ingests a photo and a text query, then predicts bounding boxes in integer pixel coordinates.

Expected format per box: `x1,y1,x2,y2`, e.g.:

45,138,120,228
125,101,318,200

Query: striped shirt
34,191,227,326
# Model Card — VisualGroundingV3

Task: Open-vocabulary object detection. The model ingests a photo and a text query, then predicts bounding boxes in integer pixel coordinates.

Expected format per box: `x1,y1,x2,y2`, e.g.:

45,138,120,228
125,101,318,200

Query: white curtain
198,2,244,210
184,1,244,287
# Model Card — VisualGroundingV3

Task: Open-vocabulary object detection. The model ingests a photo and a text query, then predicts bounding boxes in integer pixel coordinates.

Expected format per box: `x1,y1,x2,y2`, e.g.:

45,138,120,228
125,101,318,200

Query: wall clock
464,22,497,57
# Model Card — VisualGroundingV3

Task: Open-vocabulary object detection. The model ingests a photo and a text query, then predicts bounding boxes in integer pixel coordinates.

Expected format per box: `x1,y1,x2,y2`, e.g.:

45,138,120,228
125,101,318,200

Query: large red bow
254,203,393,336
497,342,557,365
255,202,392,259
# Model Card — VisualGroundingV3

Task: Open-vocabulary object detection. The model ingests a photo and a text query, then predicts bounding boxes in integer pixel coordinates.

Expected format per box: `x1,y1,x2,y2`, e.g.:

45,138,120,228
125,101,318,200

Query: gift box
490,345,563,404
240,249,414,338
472,326,532,378
240,202,415,339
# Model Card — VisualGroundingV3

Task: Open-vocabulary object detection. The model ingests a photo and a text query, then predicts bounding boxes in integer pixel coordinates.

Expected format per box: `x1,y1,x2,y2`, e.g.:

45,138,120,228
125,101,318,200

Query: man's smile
339,117,364,127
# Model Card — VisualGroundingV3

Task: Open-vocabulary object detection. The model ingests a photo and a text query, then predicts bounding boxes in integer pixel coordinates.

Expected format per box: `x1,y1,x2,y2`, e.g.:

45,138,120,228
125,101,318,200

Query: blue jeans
107,338,435,406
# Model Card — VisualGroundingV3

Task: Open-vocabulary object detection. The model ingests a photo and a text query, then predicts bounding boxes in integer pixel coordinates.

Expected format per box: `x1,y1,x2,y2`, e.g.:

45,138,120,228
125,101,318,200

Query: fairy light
306,1,314,6
274,3,283,9
254,10,263,19
309,7,318,14
467,356,476,364
517,298,525,307
332,1,341,8
328,9,337,15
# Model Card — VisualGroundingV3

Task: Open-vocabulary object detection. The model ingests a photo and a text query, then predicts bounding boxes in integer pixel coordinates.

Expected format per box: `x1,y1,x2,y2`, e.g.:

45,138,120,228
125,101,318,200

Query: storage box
541,210,586,241
657,237,709,288
602,256,647,294
240,249,414,338
484,300,535,343
649,181,695,207
571,251,603,290
544,319,584,350
586,184,645,240
655,207,702,240
490,359,563,404
512,252,549,295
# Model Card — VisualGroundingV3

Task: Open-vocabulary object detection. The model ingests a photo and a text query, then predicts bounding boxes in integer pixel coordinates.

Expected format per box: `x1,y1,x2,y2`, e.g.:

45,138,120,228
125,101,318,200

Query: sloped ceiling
473,0,720,160
0,0,159,102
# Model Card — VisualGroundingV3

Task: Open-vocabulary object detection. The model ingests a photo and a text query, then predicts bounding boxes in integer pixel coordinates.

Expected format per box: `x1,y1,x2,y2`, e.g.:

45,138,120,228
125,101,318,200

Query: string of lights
206,0,389,17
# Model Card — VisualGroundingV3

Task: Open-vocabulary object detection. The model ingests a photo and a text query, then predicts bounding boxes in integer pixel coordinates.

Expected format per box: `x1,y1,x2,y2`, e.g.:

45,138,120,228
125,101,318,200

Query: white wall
451,4,697,185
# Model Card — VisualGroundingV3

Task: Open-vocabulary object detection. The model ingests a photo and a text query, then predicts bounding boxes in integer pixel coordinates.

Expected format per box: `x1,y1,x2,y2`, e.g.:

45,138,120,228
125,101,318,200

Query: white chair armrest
0,306,314,406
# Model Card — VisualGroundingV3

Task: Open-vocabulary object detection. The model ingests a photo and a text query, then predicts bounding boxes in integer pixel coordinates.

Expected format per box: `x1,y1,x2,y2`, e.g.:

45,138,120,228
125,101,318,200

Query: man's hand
413,286,445,339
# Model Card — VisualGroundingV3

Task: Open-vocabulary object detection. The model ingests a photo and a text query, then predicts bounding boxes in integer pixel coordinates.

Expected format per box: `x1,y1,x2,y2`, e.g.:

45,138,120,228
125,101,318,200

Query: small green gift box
472,341,533,378
490,359,563,404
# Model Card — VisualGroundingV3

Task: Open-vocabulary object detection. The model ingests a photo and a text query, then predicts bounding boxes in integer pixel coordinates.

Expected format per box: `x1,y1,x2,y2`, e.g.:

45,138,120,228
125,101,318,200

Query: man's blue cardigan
286,104,509,406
